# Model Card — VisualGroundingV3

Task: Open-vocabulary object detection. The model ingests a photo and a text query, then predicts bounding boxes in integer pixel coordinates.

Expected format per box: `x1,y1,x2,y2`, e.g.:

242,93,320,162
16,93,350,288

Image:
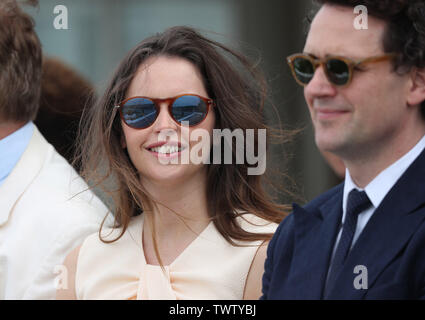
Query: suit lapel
0,127,49,226
327,147,425,299
289,187,343,299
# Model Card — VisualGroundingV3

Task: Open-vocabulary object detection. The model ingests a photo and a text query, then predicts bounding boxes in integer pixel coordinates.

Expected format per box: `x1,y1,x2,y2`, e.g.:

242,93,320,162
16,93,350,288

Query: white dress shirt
0,122,33,187
330,134,425,260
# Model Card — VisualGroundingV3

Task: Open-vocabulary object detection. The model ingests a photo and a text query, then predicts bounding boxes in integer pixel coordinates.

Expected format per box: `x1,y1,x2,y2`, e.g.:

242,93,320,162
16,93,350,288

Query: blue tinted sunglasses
115,94,214,129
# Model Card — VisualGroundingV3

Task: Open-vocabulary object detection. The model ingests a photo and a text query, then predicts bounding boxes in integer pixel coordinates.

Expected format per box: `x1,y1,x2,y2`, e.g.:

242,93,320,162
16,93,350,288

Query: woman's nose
151,103,179,133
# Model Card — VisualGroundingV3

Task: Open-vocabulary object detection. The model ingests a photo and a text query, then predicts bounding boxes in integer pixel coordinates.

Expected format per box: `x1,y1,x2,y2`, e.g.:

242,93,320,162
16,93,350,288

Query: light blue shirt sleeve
0,122,34,187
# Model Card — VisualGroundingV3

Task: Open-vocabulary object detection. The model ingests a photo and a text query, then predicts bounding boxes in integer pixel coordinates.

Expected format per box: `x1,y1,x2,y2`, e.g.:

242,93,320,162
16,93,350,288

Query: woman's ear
407,68,425,107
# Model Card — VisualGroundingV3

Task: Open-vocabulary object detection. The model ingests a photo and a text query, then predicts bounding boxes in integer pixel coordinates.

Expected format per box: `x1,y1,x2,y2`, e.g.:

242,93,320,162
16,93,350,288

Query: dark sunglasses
287,53,397,87
115,94,214,129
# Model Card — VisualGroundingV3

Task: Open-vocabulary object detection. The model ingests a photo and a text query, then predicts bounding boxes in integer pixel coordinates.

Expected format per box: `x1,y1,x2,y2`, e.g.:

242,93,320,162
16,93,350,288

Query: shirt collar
343,134,425,212
0,122,34,186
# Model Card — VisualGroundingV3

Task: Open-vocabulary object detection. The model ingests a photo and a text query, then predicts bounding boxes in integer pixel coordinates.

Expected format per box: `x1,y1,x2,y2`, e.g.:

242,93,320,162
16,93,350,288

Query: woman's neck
140,168,212,265
141,168,211,239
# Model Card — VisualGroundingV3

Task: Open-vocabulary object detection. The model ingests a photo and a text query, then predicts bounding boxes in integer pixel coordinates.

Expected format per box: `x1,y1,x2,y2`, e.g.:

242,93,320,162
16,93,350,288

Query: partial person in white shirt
0,0,112,299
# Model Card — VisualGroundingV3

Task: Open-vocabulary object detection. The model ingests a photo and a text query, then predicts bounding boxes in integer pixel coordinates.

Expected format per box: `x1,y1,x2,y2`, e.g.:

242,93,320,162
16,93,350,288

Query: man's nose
304,65,337,98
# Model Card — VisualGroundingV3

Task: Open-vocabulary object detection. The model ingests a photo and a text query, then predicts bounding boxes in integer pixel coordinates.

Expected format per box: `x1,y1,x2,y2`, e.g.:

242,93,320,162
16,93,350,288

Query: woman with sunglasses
57,26,289,300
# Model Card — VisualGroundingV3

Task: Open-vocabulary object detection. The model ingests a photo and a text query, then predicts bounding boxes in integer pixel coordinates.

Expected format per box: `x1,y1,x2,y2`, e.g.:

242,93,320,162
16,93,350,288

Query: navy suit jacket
262,148,425,299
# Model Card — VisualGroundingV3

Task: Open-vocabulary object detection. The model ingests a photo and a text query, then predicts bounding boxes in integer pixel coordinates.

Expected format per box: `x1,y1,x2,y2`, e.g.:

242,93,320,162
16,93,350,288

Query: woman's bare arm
55,245,81,300
243,241,269,300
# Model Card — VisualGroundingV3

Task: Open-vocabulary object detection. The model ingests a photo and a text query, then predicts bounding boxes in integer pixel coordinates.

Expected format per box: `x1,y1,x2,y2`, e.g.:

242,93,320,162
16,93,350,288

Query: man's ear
407,68,425,106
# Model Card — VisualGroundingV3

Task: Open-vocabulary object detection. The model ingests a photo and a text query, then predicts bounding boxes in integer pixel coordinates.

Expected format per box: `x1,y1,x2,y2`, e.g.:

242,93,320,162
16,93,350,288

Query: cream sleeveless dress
75,213,277,300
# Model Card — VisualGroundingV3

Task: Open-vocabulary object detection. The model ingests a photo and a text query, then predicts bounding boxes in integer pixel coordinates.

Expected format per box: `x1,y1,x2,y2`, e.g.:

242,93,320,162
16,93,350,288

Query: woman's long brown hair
75,26,292,255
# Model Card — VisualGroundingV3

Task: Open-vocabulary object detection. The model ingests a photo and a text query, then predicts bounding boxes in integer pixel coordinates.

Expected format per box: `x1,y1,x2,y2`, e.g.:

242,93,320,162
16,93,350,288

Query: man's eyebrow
304,52,358,59
303,52,318,59
303,52,338,59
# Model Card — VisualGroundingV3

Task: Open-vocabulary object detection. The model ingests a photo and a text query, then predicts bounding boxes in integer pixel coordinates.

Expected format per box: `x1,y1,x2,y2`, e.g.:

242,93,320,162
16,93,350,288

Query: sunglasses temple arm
355,54,397,67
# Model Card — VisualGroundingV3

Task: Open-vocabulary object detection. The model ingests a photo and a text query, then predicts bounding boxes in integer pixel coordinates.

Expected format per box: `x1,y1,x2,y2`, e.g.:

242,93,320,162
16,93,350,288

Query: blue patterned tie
324,189,371,298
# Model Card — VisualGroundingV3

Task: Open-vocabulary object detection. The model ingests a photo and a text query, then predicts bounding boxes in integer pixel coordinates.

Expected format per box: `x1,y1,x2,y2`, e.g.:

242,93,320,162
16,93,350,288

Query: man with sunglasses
262,0,425,299
0,1,111,299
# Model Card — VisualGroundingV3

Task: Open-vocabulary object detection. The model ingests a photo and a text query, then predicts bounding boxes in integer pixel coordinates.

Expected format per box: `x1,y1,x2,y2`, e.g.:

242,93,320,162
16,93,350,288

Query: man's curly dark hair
315,0,425,116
